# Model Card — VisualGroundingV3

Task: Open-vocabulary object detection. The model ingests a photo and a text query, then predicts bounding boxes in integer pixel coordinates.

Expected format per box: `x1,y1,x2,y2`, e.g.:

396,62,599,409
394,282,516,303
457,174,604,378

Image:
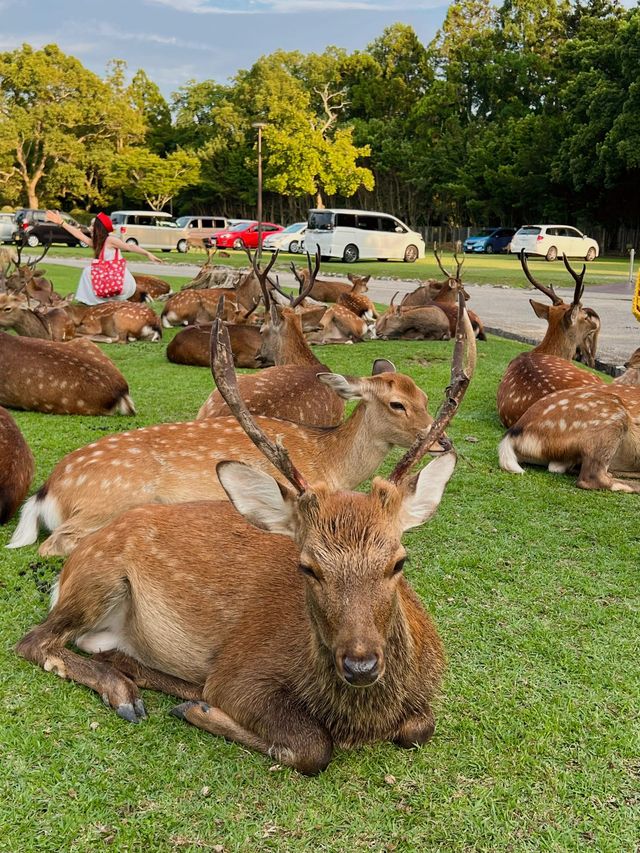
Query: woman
45,211,161,305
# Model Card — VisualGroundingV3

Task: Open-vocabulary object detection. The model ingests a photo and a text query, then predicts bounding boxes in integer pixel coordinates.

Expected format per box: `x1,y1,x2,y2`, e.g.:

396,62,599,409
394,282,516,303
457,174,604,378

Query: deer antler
245,246,279,310
27,240,52,269
288,247,321,309
210,296,309,494
519,250,563,305
388,288,476,484
433,244,464,280
562,254,586,307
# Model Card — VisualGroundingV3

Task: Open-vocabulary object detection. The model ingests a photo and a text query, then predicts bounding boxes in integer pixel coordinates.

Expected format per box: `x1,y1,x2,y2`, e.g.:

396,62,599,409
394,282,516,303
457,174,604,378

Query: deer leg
577,457,640,493
393,707,436,749
92,651,202,701
39,517,104,557
171,691,333,775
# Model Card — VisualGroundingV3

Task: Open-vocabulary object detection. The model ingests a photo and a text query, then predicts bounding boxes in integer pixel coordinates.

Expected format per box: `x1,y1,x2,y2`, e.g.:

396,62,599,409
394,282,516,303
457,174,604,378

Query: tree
106,147,200,210
128,69,172,154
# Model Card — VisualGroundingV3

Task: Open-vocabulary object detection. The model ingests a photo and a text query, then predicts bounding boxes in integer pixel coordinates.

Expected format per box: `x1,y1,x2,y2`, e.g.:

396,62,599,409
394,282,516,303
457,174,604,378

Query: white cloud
96,23,215,52
146,0,440,12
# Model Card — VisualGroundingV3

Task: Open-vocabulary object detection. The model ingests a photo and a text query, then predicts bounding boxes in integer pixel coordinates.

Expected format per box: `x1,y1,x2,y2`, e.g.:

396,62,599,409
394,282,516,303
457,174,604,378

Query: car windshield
518,227,541,236
175,217,190,227
308,211,334,230
470,228,496,238
228,221,253,232
282,223,305,233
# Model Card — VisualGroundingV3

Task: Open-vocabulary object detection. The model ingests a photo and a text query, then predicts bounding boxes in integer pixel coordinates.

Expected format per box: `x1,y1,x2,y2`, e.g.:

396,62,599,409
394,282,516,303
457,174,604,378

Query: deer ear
396,453,457,532
216,461,298,538
530,300,550,320
371,358,396,376
316,373,364,399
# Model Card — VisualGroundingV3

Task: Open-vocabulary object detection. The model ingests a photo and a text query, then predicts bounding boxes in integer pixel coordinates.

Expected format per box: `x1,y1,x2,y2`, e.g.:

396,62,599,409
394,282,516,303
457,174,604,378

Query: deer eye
392,557,406,575
299,563,319,581
389,401,406,412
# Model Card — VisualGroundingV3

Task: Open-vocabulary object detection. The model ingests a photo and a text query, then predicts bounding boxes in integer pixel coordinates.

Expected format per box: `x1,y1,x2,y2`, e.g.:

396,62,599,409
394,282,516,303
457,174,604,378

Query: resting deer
68,302,162,343
612,348,640,386
167,321,264,369
496,252,602,427
0,293,76,341
198,251,345,425
0,406,34,524
298,270,368,304
336,276,377,319
10,314,443,556
129,274,172,303
15,292,475,774
0,332,135,416
375,294,450,341
1,240,56,305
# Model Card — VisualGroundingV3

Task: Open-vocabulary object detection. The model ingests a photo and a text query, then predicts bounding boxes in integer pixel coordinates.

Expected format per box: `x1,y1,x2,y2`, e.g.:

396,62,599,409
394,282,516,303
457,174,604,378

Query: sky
1,0,448,96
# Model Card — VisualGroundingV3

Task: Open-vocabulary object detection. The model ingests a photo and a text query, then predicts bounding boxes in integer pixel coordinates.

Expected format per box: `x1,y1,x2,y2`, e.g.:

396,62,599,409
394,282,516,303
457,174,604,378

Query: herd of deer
1,243,639,775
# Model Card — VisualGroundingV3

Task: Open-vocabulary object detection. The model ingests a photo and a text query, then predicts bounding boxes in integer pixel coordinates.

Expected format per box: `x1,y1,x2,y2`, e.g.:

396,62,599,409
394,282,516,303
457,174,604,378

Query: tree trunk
315,189,324,209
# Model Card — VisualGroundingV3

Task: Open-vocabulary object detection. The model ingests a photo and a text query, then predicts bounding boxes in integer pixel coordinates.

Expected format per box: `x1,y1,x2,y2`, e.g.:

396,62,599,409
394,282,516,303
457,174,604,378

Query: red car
215,220,284,250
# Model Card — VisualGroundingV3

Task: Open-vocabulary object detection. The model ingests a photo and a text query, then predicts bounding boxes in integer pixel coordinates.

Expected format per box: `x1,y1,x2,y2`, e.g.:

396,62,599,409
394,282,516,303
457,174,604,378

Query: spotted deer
298,270,368,304
375,294,451,341
129,274,172,303
0,332,135,416
0,293,76,341
67,302,162,343
496,252,602,427
0,406,34,524
336,276,377,319
167,322,264,369
198,252,345,425
10,317,444,556
15,292,475,774
307,303,373,344
612,348,640,386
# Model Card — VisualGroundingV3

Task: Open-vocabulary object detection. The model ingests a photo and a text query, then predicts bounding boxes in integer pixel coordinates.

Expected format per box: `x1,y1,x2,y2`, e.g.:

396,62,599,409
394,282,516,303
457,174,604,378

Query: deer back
75,302,161,342
167,323,263,369
302,270,352,303
613,348,640,386
0,405,34,524
161,289,237,327
375,303,450,340
130,274,172,302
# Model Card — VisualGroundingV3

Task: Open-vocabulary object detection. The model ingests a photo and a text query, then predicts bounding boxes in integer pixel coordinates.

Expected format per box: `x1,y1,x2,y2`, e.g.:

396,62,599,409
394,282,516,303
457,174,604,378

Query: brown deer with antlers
496,252,602,427
0,333,135,417
197,250,345,425
10,300,444,556
0,406,34,524
0,293,76,341
298,270,369,304
15,294,475,773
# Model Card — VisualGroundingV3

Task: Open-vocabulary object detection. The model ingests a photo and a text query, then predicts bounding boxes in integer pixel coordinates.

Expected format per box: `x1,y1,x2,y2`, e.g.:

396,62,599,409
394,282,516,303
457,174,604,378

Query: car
262,222,307,253
463,227,515,254
215,221,284,250
510,225,599,262
175,215,229,245
304,209,425,263
111,210,191,253
14,209,91,248
0,212,16,244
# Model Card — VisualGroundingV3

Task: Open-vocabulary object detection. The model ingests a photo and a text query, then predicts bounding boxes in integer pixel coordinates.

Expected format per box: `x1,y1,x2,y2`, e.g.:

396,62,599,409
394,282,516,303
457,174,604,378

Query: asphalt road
44,257,639,372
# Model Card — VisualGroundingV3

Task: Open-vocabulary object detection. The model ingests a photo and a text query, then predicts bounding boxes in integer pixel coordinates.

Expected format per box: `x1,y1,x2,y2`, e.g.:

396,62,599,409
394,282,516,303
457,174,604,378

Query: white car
510,225,599,262
305,209,425,263
262,222,307,254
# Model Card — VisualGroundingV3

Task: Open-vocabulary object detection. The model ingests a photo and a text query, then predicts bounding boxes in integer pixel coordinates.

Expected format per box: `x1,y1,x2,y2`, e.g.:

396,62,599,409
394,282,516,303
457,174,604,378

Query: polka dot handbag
91,245,126,298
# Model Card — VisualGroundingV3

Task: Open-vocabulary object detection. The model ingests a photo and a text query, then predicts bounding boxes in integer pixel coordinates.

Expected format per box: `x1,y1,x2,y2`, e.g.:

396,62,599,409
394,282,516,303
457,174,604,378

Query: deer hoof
115,699,147,723
170,700,210,720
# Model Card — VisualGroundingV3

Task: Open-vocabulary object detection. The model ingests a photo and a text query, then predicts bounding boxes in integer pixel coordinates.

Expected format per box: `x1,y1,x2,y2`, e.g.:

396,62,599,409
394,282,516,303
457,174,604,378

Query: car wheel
126,238,139,247
545,246,558,261
233,238,245,250
288,240,299,253
585,247,596,262
26,233,40,248
377,258,388,262
485,244,494,254
403,244,419,263
161,248,171,253
177,239,188,253
343,244,359,263
79,241,89,248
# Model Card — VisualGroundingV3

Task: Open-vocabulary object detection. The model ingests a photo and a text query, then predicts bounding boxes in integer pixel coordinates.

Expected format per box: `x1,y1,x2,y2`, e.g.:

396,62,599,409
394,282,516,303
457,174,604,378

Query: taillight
120,226,126,234
536,235,544,241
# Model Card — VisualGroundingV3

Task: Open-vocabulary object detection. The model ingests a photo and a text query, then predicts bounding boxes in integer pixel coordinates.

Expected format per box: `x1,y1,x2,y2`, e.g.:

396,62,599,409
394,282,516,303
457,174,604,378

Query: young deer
197,252,345,425
68,302,162,343
0,406,34,524
10,328,442,556
496,252,602,427
0,332,135,416
129,274,172,303
336,276,377,319
375,294,451,341
15,293,475,774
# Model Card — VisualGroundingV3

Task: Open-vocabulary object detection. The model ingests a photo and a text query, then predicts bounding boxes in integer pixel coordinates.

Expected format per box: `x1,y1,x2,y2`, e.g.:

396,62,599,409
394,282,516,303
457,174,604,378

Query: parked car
14,209,91,248
110,210,190,253
510,225,599,261
0,212,16,244
175,215,228,245
305,209,425,263
463,227,515,254
263,222,307,254
215,221,284,250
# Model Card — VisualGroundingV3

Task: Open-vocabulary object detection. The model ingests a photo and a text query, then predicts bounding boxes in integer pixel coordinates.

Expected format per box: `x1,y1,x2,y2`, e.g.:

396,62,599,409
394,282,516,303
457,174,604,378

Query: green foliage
105,147,200,211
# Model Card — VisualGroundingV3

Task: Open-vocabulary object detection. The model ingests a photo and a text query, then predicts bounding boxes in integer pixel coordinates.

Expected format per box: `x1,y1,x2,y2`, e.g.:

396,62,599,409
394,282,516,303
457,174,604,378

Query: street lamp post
252,122,267,261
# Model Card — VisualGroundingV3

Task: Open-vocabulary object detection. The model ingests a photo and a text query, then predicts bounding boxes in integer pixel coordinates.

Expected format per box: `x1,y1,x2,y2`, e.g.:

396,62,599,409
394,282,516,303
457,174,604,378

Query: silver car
0,212,16,244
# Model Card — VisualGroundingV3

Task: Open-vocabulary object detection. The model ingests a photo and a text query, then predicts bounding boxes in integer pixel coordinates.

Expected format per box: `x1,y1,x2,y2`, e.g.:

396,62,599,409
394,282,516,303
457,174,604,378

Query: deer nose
342,654,380,686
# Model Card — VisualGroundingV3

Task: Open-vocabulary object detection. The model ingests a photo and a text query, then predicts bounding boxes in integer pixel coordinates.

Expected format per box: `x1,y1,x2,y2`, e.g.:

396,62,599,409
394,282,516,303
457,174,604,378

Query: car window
565,227,582,238
229,222,252,232
214,218,226,228
333,213,355,228
134,215,156,226
34,211,48,223
200,219,214,228
188,219,200,228
518,227,541,236
356,215,379,231
379,217,399,233
308,211,334,230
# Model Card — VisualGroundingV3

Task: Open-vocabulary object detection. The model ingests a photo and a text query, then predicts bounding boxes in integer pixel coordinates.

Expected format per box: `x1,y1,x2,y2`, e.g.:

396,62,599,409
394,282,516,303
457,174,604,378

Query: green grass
39,246,633,288
1,333,639,852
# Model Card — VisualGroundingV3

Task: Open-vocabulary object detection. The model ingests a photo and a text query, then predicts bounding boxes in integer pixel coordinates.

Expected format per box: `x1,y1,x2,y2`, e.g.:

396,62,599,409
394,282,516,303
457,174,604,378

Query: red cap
96,212,114,232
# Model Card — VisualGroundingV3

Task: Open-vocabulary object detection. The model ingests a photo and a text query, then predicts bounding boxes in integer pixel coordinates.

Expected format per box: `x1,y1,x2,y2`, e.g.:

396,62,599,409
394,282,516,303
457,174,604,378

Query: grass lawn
38,246,633,289
1,326,638,852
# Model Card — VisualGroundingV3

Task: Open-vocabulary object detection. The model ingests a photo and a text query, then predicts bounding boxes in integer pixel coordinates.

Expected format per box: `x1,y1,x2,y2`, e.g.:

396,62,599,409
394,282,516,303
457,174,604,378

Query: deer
612,348,640,386
0,293,76,341
335,276,377,319
0,332,135,416
375,294,451,341
307,303,373,344
0,406,34,524
167,321,264,369
0,240,57,304
298,270,369,304
67,302,162,343
129,274,172,303
14,291,475,774
10,301,447,556
197,251,345,425
496,252,603,427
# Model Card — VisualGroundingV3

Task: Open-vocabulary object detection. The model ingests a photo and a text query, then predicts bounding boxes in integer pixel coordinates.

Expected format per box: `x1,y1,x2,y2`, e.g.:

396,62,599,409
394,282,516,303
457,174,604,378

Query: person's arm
108,235,162,263
45,210,89,245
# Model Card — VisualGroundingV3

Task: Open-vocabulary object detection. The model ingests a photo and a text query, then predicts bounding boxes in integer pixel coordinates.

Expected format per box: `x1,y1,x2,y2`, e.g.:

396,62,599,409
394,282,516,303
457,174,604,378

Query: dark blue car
463,227,515,254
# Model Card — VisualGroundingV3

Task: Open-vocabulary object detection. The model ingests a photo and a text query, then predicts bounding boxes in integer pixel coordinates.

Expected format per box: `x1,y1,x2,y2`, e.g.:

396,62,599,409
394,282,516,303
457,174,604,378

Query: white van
304,209,425,263
110,210,190,253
